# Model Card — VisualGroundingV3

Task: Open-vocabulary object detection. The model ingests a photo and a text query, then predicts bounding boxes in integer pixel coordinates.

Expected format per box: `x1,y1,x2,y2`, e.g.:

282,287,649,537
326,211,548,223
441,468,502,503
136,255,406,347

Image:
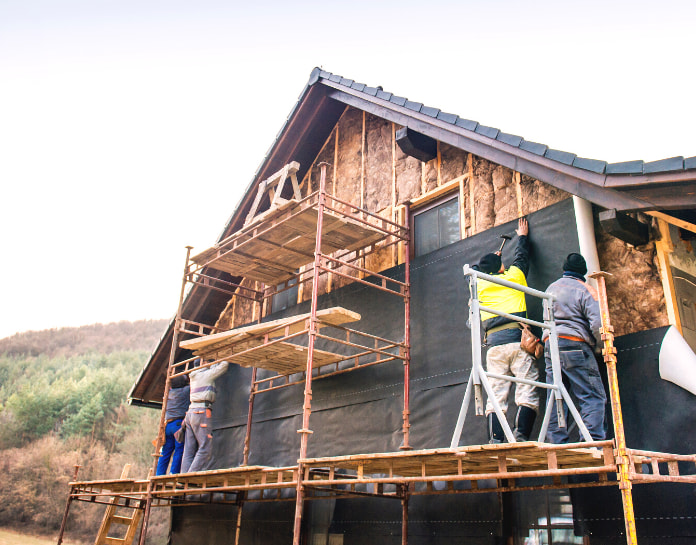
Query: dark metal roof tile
339,77,354,87
643,156,684,174
437,111,458,124
319,70,332,79
421,105,440,118
404,100,423,112
606,160,644,175
475,124,500,139
496,132,523,147
573,157,607,174
455,118,478,131
308,67,321,85
390,95,407,107
519,140,548,156
363,86,379,97
685,156,696,170
545,148,577,165
351,82,366,92
328,74,342,83
376,90,393,101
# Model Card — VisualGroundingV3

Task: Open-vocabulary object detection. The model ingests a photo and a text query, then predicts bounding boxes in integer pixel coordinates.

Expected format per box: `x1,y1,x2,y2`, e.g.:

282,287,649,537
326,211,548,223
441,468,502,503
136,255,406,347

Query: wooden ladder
94,465,144,545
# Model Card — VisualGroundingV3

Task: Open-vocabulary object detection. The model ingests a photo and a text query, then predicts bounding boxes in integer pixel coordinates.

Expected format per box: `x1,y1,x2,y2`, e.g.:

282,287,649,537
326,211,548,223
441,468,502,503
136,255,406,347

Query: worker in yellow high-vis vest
474,217,539,443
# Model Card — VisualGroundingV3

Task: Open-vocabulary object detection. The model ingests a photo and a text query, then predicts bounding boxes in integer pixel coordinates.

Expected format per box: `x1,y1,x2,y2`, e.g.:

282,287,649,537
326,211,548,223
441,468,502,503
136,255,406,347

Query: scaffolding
57,163,696,545
450,265,594,448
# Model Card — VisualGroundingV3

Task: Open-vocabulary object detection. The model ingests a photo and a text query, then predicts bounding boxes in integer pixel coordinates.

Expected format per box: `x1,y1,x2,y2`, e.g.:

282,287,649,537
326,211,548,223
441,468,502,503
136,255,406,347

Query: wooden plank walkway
191,198,385,285
179,307,361,374
66,442,696,505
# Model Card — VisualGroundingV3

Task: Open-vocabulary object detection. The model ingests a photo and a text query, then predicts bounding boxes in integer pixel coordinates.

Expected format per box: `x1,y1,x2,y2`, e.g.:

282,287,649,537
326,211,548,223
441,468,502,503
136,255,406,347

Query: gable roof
129,67,696,407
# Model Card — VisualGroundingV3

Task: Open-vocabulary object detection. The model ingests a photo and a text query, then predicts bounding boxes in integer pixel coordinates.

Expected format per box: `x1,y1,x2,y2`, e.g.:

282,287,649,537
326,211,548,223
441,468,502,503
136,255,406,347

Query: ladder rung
110,515,134,525
104,538,127,545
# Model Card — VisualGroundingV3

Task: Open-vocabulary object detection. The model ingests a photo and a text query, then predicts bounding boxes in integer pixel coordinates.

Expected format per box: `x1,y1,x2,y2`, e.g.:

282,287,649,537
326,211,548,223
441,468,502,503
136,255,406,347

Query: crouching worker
156,373,190,475
543,253,606,443
474,217,539,443
180,358,229,473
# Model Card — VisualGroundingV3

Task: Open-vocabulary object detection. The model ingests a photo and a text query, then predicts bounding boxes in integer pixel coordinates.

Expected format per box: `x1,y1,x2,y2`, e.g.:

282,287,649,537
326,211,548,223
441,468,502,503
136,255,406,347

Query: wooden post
467,154,476,235
152,246,193,475
391,123,398,267
292,162,329,545
514,172,523,218
401,203,411,450
589,271,638,545
56,465,81,545
655,218,682,333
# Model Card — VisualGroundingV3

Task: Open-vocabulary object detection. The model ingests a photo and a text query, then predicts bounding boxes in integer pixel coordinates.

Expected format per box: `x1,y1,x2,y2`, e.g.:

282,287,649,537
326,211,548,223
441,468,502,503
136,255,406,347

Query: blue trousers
156,418,184,475
545,339,607,443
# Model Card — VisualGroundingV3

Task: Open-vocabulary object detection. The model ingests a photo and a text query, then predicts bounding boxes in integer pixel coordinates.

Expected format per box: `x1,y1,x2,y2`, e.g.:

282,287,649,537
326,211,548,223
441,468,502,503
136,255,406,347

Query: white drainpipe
573,196,601,287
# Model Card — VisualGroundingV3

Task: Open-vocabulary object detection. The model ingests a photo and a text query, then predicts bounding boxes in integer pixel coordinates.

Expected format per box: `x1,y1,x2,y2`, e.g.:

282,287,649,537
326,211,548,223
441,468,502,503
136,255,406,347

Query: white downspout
573,196,601,288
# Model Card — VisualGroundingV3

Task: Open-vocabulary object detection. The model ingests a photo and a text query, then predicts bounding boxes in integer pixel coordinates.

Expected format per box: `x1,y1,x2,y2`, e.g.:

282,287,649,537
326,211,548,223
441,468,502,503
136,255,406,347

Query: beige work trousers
484,342,539,415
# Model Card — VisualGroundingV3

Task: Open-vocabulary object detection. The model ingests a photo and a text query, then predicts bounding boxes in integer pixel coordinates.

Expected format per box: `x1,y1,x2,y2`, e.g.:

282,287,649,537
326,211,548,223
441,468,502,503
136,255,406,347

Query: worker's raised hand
516,217,529,237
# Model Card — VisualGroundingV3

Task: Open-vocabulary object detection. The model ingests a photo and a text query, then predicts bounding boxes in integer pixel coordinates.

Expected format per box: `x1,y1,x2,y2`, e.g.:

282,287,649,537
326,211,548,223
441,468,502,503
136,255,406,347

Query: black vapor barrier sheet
570,325,696,543
171,198,582,544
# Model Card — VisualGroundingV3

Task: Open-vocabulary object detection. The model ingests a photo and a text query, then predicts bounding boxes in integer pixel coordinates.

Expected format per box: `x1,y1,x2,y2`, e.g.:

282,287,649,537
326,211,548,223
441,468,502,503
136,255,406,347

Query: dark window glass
414,196,460,257
272,277,298,313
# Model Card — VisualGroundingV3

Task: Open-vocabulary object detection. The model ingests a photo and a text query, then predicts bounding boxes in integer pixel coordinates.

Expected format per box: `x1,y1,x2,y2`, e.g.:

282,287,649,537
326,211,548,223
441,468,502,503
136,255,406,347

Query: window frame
410,191,461,258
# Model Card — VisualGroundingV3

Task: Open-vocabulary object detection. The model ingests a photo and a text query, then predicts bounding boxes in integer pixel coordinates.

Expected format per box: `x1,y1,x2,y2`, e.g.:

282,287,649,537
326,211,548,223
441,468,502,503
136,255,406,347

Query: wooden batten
647,211,696,235
436,141,442,186
514,171,523,217
655,218,682,333
391,123,398,267
467,154,476,236
459,175,467,239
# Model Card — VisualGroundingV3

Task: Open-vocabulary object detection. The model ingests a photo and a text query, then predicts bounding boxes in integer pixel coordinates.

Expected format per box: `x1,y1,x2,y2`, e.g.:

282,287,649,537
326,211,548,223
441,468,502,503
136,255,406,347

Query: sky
1,0,694,339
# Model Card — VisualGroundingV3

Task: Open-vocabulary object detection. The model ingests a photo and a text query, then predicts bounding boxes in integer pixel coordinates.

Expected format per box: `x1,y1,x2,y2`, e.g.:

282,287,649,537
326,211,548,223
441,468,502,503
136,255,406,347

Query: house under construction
59,68,696,545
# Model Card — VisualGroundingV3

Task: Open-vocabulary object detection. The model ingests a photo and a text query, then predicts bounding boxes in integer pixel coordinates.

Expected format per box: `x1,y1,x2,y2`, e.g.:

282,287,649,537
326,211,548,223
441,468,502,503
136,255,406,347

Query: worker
155,374,190,475
543,253,606,443
180,358,230,473
474,217,539,443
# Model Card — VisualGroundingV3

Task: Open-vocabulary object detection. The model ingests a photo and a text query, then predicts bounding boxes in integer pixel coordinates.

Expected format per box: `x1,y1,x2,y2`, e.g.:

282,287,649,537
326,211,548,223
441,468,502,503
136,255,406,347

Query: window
413,194,461,257
271,277,298,313
514,489,583,545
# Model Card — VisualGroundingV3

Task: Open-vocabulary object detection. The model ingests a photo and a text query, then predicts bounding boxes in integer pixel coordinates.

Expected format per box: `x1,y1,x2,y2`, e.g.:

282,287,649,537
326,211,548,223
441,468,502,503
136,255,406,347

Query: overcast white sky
1,0,694,339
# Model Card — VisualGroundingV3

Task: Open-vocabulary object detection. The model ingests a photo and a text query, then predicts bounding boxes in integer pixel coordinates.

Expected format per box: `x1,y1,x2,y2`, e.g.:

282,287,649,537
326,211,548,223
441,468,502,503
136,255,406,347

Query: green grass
0,527,80,545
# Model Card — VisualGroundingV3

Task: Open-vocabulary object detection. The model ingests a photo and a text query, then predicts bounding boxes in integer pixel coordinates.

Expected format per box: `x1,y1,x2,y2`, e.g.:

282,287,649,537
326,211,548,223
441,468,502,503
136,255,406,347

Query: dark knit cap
171,375,189,389
563,253,587,275
478,253,502,274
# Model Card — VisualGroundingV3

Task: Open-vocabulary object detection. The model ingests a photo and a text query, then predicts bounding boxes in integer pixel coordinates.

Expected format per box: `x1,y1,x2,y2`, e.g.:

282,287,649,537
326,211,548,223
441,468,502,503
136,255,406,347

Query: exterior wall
220,106,668,335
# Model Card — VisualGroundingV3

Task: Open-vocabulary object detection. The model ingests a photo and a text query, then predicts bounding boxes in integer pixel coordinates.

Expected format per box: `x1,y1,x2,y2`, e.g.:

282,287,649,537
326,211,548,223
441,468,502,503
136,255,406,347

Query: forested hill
0,319,169,358
0,319,171,543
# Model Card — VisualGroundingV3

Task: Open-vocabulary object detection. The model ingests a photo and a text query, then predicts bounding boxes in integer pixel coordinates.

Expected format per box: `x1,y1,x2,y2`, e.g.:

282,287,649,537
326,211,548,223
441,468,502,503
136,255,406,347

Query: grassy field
0,527,81,545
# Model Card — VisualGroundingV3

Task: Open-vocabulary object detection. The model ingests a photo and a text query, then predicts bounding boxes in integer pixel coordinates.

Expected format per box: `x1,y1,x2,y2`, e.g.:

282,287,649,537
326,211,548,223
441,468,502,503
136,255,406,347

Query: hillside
0,319,169,358
0,319,170,544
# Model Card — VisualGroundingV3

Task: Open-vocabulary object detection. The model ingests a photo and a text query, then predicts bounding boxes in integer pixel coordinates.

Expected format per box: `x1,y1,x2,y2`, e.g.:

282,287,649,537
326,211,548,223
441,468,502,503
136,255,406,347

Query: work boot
513,406,537,442
488,413,505,444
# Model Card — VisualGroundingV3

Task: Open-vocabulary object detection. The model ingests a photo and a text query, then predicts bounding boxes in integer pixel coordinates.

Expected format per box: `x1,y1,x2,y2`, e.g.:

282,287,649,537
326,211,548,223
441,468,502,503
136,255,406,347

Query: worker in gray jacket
543,253,606,443
180,358,230,473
